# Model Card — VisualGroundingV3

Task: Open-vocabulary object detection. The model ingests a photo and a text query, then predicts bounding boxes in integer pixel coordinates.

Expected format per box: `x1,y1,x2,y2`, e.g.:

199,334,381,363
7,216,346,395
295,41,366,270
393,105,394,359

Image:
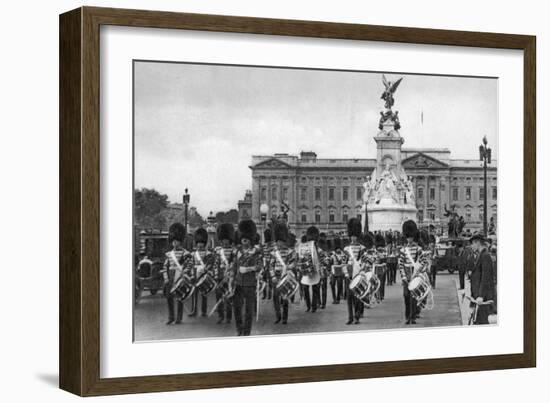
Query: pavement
134,273,463,341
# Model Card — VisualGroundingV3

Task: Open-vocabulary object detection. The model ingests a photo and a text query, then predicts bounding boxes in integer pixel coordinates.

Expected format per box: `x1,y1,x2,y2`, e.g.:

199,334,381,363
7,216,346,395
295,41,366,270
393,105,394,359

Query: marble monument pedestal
363,198,417,232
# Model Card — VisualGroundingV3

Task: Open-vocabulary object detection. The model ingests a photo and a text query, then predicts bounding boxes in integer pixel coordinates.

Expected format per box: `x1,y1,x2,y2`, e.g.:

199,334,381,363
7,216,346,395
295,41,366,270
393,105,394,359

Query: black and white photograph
133,61,498,342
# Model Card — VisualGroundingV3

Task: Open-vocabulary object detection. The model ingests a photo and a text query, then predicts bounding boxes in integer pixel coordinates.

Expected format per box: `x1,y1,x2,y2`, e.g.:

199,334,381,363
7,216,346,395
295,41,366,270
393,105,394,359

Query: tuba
298,241,321,285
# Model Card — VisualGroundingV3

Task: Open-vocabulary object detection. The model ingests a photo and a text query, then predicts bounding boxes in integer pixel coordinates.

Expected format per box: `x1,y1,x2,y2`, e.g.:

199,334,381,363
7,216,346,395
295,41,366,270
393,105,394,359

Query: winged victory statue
381,74,403,111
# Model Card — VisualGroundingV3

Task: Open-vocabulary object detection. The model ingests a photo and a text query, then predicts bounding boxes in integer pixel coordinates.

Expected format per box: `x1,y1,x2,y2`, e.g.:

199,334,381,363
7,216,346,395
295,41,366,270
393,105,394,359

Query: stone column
424,176,429,223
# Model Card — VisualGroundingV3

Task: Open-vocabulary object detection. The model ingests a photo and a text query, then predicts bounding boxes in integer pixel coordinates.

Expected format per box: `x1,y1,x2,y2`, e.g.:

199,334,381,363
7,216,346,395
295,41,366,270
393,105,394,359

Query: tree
134,188,169,230
215,209,239,224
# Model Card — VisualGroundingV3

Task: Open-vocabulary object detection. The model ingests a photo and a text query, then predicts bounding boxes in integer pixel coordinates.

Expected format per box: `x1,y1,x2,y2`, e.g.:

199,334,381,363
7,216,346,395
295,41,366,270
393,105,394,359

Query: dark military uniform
268,243,297,323
470,246,495,324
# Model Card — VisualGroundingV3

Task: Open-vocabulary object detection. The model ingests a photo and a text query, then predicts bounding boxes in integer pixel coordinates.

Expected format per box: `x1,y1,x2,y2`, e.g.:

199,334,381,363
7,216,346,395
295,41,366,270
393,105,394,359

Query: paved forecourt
134,273,462,341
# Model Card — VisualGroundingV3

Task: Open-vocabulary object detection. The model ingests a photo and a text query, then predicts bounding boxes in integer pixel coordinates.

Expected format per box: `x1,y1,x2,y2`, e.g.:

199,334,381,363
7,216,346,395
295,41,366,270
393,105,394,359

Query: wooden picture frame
59,6,536,396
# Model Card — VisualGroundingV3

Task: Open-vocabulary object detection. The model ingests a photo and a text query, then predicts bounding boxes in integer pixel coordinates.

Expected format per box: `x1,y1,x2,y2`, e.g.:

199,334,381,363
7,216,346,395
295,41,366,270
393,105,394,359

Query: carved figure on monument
363,175,376,204
374,161,399,204
403,175,415,206
381,74,403,111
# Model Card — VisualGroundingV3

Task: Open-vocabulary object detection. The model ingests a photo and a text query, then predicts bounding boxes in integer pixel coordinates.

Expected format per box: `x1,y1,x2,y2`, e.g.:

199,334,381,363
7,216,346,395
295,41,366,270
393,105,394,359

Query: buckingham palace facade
242,149,497,235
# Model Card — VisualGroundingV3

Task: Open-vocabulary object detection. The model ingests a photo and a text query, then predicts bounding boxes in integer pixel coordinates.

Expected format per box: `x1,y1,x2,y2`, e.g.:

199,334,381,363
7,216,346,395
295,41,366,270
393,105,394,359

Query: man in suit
469,233,496,325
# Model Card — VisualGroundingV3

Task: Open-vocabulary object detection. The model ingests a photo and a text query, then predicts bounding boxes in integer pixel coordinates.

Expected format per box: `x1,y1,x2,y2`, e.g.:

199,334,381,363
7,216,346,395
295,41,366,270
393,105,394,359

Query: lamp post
182,188,190,234
479,136,492,236
207,211,217,248
260,203,269,244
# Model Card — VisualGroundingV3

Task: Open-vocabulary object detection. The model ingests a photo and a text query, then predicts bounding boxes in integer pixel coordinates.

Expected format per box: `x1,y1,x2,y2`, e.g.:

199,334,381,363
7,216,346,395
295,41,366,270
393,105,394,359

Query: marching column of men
156,215,496,335
159,218,404,333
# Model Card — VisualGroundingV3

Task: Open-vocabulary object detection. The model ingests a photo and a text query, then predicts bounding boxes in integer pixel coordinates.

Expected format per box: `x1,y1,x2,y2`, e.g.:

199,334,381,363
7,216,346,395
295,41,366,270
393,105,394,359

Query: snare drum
408,276,430,302
367,270,381,293
276,274,299,300
170,274,194,301
195,272,217,296
349,273,370,299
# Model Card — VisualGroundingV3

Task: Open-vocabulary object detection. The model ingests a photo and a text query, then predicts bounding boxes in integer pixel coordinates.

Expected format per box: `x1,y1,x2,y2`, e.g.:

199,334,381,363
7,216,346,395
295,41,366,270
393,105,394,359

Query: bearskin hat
375,233,386,248
300,235,307,243
168,222,186,243
385,232,394,245
362,232,375,249
402,220,418,239
217,223,235,243
263,228,273,243
347,218,362,238
333,237,343,251
238,219,257,241
273,223,288,242
306,226,320,242
194,228,208,245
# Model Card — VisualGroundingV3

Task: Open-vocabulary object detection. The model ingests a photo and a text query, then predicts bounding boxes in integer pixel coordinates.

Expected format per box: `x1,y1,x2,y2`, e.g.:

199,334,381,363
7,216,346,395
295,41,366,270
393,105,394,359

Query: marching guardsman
297,226,322,313
343,218,366,324
414,229,432,318
398,220,428,325
317,236,331,309
189,228,214,317
329,237,346,304
213,223,236,324
232,219,262,336
161,223,191,325
385,233,397,285
427,234,437,288
261,228,274,300
268,223,297,324
374,233,388,301
469,233,496,324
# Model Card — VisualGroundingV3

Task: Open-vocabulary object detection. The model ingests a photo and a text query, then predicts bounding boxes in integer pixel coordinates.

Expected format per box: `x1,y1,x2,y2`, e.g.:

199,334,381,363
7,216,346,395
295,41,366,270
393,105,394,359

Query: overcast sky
134,61,498,217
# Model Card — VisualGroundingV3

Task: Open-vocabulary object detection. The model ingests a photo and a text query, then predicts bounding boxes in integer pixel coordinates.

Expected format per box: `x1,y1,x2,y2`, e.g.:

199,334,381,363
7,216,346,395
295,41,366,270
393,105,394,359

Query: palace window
418,187,424,200
329,209,335,223
429,187,435,200
465,187,471,200
260,187,267,201
300,187,307,201
492,186,497,200
452,187,459,201
314,187,321,201
328,187,335,201
466,206,472,220
479,187,485,200
356,187,362,200
315,209,321,223
355,207,362,220
342,187,349,201
282,187,288,201
418,209,424,222
271,186,277,201
342,209,349,223
428,211,435,220
479,208,484,221
271,206,278,218
301,212,307,223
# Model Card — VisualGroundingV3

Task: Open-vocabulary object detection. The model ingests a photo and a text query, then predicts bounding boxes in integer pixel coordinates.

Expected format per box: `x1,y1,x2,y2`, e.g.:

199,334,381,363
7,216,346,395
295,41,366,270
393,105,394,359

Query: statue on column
443,204,459,237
